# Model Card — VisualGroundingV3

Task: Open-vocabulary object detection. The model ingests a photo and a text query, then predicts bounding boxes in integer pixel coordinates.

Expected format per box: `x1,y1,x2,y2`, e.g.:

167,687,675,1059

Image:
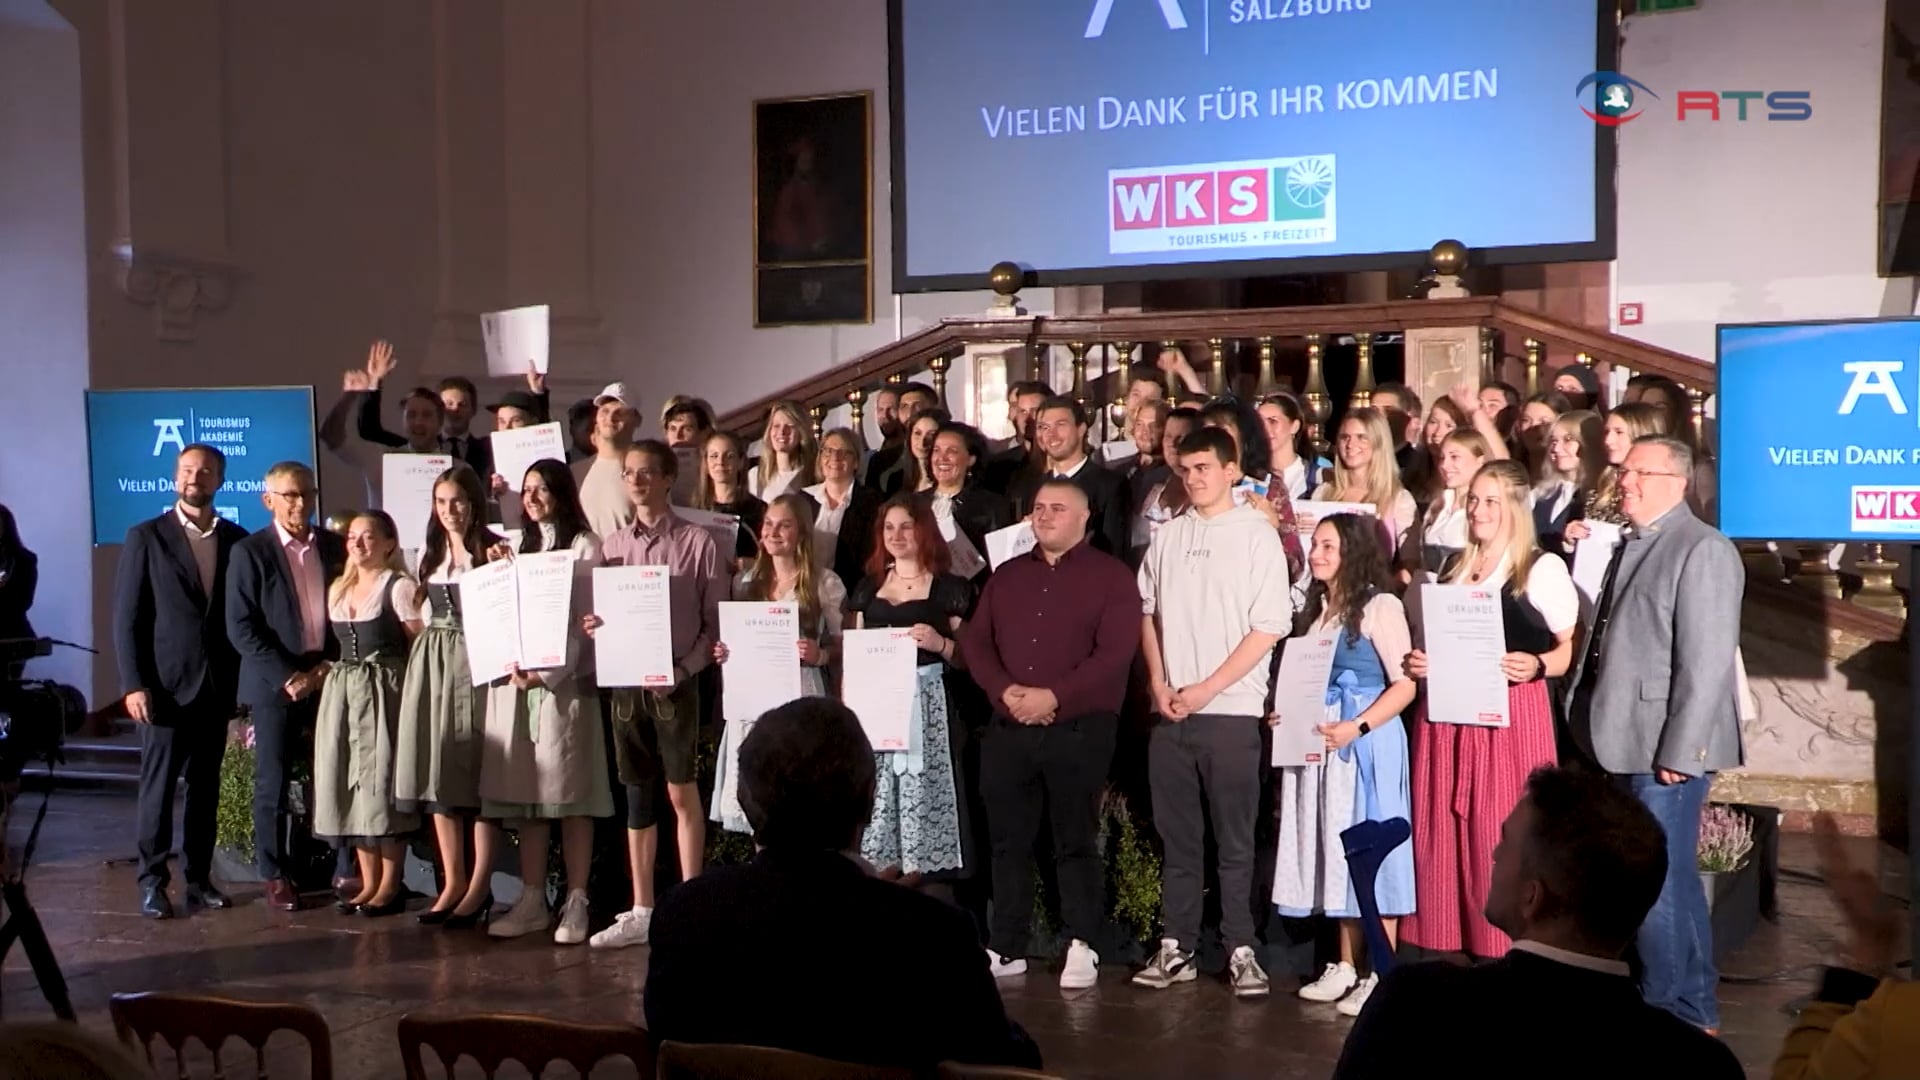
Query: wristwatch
1356,721,1371,736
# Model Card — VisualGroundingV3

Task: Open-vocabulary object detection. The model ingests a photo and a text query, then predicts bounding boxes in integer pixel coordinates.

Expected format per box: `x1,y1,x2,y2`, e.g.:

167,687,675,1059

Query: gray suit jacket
1565,504,1745,777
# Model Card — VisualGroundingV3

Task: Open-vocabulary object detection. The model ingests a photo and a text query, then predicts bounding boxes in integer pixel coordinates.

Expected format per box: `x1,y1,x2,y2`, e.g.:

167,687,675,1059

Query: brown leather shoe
266,878,302,912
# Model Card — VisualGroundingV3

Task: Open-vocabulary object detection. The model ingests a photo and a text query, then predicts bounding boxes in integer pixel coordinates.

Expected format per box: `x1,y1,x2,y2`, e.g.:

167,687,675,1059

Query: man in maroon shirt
961,479,1141,990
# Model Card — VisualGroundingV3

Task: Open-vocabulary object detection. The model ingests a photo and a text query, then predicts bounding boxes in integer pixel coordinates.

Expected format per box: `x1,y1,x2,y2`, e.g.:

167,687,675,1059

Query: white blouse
731,567,847,647
1468,550,1581,635
328,570,421,623
1313,592,1414,680
1423,488,1470,551
752,466,803,502
1310,482,1419,549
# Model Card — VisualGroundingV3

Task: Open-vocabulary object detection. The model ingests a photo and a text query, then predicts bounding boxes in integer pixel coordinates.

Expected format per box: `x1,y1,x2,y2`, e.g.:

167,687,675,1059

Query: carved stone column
1404,327,1479,415
102,0,239,342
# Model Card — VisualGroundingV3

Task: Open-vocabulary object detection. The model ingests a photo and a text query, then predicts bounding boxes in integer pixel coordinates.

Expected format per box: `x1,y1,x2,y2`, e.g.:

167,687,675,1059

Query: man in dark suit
356,339,496,478
866,382,938,496
1332,767,1743,1080
1008,397,1128,557
646,698,1042,1074
225,461,346,911
981,380,1049,497
114,444,250,919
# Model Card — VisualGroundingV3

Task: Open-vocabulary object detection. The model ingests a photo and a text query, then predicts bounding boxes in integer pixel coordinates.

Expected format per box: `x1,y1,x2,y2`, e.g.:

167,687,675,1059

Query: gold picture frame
753,90,874,327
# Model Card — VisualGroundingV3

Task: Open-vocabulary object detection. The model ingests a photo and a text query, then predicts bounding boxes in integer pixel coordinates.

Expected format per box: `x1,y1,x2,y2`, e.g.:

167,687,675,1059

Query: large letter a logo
1085,0,1189,38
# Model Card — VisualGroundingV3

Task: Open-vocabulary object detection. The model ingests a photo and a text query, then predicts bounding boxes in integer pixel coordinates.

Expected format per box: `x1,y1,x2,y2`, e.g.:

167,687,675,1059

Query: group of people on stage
104,341,1745,1046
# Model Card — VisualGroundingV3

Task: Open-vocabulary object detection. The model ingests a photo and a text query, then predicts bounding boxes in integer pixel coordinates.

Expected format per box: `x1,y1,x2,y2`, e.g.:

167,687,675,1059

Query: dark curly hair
1294,512,1395,646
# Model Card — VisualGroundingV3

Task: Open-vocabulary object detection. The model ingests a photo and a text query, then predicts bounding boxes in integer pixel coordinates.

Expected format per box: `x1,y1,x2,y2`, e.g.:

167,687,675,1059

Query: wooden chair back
655,1041,914,1080
936,1066,1065,1080
109,991,333,1080
396,1011,655,1080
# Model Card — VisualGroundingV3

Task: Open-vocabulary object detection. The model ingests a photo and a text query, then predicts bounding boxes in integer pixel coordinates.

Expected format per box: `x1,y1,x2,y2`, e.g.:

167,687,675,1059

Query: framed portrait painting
753,91,873,327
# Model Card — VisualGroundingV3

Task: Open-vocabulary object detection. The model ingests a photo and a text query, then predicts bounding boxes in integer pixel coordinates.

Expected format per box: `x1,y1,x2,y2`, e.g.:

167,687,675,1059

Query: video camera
0,638,89,784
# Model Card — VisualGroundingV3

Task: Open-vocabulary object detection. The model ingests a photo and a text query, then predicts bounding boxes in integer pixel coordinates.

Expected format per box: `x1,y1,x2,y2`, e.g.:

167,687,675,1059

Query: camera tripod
0,783,75,1020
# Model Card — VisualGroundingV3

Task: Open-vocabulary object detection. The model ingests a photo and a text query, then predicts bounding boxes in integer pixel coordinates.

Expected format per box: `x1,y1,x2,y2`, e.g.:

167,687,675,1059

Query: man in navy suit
114,444,250,919
225,461,346,911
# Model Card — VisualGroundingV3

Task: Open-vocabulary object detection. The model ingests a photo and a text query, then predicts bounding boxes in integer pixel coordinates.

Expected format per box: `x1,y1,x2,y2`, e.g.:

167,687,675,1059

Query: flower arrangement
1697,804,1755,874
215,721,257,854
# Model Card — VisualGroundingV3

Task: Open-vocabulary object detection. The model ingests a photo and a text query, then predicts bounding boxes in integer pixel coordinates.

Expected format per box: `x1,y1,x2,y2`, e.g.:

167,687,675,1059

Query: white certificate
718,601,804,722
936,514,988,579
382,453,453,551
842,627,917,752
985,520,1038,569
672,505,741,557
1570,519,1624,622
1421,583,1510,727
479,303,550,377
1292,499,1375,533
490,422,566,492
513,550,576,671
671,446,700,506
1270,630,1338,767
1100,439,1138,464
591,565,675,688
457,559,520,686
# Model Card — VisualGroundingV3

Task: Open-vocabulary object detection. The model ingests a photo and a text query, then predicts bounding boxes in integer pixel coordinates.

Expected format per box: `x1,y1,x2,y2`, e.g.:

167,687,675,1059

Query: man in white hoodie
1133,425,1293,998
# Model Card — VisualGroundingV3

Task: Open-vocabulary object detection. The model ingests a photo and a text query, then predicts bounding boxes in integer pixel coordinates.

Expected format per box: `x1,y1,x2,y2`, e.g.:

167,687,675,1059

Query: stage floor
2,790,1904,1078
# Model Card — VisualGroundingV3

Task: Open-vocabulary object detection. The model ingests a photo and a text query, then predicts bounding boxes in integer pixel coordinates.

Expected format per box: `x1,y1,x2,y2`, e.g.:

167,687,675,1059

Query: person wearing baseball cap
572,383,640,537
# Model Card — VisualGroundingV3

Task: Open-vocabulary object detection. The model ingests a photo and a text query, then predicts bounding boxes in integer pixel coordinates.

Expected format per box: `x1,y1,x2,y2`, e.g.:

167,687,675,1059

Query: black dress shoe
441,896,492,930
357,896,407,919
416,905,455,926
140,885,174,920
184,883,232,911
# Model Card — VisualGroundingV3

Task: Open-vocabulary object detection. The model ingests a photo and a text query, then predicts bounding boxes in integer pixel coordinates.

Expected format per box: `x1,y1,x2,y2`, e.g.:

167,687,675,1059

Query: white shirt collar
1509,939,1631,977
175,502,218,539
1050,454,1090,479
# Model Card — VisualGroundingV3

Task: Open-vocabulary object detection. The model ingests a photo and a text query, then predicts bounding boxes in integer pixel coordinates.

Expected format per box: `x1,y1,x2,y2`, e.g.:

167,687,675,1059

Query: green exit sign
1637,0,1699,11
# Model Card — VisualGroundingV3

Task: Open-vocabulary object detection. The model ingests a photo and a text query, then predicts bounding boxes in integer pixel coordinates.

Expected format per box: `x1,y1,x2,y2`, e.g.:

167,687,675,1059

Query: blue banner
1717,318,1920,543
84,387,317,545
892,0,1604,287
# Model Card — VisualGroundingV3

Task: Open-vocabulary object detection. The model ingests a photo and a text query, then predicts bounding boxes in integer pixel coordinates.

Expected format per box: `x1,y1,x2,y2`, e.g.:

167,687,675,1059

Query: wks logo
1852,488,1920,533
1108,155,1335,255
1084,0,1188,37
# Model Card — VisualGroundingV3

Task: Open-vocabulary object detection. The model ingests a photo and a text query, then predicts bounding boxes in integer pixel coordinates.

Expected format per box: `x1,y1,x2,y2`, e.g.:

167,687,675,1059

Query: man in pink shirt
226,461,347,911
585,440,725,949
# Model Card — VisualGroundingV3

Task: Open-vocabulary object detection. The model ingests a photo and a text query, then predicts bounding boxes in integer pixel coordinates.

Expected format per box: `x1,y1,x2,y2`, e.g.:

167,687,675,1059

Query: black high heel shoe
441,896,492,930
335,898,362,915
357,896,408,919
416,904,457,926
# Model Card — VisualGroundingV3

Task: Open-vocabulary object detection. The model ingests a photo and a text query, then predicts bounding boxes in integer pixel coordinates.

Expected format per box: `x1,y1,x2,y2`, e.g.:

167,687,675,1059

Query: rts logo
1574,71,1813,123
1576,71,1657,125
1084,0,1189,37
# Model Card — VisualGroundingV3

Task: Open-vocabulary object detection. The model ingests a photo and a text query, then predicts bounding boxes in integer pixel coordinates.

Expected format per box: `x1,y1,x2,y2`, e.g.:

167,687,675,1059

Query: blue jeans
1622,772,1718,1029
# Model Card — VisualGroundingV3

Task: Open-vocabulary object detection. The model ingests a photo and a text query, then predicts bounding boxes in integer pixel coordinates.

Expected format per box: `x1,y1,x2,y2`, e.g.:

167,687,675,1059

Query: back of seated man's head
1487,767,1668,957
738,697,877,853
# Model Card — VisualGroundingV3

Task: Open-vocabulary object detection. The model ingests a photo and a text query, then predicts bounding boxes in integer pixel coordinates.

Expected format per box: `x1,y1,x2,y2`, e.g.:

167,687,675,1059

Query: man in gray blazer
1565,434,1743,1034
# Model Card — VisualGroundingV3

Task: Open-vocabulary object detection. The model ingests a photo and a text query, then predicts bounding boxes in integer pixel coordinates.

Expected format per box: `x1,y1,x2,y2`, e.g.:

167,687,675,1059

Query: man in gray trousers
1565,434,1745,1034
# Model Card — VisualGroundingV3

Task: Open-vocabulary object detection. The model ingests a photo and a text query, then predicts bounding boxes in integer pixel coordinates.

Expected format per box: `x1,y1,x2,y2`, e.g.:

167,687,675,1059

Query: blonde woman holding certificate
711,494,846,834
1401,461,1579,963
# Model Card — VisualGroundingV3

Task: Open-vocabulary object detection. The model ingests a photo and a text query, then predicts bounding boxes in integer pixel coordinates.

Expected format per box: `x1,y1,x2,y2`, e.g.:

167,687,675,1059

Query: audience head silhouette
1485,767,1668,957
738,697,877,853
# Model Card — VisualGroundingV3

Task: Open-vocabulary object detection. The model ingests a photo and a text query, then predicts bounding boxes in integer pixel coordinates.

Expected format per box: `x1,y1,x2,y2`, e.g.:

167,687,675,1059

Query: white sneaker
588,906,651,949
1060,940,1099,990
1229,945,1269,998
1298,961,1358,1002
987,949,1027,978
488,894,550,939
1336,972,1379,1016
553,890,591,946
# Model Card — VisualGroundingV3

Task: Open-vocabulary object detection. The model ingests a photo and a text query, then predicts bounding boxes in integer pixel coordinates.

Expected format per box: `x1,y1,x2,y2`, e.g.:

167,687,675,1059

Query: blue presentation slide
1718,319,1920,543
893,0,1602,286
84,387,318,545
